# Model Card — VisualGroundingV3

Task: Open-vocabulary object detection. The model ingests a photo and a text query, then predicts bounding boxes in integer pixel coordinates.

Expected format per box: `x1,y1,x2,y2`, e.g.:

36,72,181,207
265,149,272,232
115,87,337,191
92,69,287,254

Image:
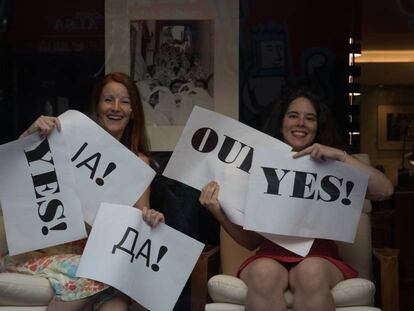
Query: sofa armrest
0,216,8,256
373,247,399,311
191,245,220,311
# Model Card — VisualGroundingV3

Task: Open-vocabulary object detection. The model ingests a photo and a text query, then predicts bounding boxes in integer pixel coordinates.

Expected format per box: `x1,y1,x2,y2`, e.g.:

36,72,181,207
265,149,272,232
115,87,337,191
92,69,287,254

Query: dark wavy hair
262,83,344,149
90,72,151,157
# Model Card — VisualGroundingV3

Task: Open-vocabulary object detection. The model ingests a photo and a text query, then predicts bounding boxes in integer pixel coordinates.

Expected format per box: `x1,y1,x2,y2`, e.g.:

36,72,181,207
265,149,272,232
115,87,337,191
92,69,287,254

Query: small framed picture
377,105,414,150
105,0,239,151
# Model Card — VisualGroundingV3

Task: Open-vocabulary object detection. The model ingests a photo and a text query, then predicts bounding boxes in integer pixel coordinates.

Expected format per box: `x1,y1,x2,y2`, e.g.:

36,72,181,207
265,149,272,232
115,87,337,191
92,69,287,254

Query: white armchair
0,214,51,311
199,154,399,311
0,214,152,311
0,207,208,311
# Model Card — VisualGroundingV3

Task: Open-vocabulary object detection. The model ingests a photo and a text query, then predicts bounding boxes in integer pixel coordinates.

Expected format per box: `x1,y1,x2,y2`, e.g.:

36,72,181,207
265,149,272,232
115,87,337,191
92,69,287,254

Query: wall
1,0,104,143
361,0,414,186
239,0,355,133
361,84,414,185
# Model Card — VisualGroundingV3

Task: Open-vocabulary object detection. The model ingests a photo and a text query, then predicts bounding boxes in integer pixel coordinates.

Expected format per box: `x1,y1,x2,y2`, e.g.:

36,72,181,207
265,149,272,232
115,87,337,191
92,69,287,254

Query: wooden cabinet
394,185,414,282
371,204,395,248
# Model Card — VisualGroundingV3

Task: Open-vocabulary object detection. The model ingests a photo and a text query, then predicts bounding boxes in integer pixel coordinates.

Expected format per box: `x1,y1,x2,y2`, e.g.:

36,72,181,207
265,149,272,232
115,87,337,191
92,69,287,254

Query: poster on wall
131,19,214,127
105,0,239,151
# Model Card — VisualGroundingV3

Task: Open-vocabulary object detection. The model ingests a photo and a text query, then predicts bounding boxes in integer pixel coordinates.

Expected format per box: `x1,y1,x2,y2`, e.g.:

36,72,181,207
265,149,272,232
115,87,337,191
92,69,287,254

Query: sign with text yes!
244,148,369,243
59,110,156,225
0,132,86,255
76,203,204,311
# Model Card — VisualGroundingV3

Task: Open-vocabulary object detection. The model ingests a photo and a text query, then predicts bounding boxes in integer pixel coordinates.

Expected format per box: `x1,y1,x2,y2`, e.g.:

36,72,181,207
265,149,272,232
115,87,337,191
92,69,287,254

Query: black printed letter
75,152,101,179
317,175,343,202
135,239,151,268
112,227,139,263
218,136,254,174
37,199,66,222
261,167,290,195
24,138,54,166
290,171,317,200
191,128,218,153
31,170,60,199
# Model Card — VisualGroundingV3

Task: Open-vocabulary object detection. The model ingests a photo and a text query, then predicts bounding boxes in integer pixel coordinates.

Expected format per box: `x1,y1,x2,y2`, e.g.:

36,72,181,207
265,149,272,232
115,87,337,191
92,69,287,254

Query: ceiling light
356,50,414,63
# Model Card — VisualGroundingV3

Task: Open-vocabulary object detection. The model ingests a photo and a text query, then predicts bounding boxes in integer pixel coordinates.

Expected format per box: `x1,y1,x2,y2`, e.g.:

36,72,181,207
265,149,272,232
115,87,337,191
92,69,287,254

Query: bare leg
240,258,289,311
98,292,130,311
289,257,343,311
46,296,94,311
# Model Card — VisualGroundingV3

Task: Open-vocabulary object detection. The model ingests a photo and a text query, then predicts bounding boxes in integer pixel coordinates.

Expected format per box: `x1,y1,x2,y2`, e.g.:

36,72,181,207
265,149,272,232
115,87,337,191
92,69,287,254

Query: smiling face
281,96,318,151
97,81,132,141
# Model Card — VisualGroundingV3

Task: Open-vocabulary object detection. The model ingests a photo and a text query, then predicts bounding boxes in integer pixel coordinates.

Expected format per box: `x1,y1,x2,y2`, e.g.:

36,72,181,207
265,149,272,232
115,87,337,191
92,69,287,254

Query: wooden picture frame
378,104,414,150
105,0,239,151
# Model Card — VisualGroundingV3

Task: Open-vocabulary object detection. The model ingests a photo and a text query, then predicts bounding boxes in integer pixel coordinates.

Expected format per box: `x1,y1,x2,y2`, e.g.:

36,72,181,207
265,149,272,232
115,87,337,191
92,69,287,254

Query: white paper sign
0,132,87,255
76,203,204,311
59,110,156,224
244,149,369,242
163,106,314,256
163,106,291,224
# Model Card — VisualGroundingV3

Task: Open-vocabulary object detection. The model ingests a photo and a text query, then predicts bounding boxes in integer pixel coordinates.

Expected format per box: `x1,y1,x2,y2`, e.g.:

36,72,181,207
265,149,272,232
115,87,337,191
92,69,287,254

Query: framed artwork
105,0,239,151
251,23,292,77
378,105,414,150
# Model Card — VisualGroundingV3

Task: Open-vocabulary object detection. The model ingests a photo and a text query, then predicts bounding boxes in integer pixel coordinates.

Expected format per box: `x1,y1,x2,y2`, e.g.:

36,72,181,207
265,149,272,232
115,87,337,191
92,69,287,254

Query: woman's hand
141,206,165,227
200,181,263,250
293,143,347,162
20,116,61,139
199,181,222,217
294,143,393,201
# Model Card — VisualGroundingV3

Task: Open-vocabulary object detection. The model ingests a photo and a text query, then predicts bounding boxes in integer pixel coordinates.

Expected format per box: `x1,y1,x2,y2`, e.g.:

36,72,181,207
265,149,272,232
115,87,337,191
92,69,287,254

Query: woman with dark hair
199,84,393,311
262,83,343,149
9,72,164,311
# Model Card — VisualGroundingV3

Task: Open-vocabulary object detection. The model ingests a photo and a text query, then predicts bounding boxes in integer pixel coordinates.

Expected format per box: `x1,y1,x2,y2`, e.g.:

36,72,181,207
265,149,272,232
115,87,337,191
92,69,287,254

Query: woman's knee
289,258,333,293
241,258,288,291
98,293,130,311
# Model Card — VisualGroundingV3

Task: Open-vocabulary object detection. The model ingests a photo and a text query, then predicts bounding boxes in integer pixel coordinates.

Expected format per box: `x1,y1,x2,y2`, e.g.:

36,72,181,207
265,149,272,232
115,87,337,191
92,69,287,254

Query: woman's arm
200,181,263,251
293,143,394,201
133,154,165,227
342,153,393,201
20,116,61,138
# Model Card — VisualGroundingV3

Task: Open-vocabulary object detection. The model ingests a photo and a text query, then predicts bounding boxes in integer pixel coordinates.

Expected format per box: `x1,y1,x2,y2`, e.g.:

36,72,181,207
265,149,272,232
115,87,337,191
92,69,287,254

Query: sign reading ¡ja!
59,110,156,225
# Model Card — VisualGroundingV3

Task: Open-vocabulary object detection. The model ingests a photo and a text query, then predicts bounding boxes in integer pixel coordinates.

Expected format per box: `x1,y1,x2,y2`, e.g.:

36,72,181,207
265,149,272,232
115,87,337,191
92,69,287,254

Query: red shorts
237,239,357,280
